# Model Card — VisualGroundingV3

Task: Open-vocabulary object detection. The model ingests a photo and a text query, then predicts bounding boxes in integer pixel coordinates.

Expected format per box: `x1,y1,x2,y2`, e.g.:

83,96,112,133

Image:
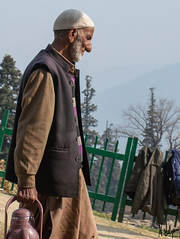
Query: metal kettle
4,196,43,239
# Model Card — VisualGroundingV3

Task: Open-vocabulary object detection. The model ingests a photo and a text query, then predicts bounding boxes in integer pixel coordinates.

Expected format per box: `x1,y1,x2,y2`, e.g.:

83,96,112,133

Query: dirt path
0,191,171,239
95,215,172,239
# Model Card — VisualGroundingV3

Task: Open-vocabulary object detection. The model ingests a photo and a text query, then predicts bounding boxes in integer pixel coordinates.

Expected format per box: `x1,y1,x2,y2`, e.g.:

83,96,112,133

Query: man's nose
85,43,92,52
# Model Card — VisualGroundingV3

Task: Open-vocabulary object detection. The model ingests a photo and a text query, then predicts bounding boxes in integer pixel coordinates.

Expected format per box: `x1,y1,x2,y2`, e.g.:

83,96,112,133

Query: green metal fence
0,109,179,224
85,134,138,221
0,109,13,189
0,109,138,221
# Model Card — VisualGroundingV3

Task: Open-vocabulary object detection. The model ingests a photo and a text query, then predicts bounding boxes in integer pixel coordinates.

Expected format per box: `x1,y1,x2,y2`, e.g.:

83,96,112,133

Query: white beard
70,33,82,62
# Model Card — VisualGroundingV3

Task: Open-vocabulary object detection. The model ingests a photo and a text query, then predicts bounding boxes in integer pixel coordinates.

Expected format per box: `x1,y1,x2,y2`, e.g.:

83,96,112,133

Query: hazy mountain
94,63,180,133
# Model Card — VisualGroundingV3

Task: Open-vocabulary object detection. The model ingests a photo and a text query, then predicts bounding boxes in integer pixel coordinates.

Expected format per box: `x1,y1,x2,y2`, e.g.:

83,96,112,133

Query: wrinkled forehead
79,27,94,37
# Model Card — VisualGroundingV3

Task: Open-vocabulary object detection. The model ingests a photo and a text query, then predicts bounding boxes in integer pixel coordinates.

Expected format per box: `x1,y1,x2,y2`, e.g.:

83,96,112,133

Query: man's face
70,27,94,62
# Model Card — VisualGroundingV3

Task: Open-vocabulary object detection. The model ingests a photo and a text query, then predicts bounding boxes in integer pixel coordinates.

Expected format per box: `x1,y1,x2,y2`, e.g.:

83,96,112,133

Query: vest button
69,80,73,85
75,157,79,162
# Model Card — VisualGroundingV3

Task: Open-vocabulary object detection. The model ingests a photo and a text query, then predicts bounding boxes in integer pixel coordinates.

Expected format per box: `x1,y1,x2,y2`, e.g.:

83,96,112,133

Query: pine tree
0,55,22,159
81,75,98,145
100,121,117,150
143,87,158,149
118,88,180,150
0,55,22,119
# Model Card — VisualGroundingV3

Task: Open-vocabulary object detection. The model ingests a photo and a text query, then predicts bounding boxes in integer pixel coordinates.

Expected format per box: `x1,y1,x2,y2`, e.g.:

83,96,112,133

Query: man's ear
68,28,78,43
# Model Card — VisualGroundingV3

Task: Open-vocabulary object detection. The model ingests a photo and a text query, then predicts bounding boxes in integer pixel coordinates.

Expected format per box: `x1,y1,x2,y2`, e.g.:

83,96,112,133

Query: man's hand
16,187,38,204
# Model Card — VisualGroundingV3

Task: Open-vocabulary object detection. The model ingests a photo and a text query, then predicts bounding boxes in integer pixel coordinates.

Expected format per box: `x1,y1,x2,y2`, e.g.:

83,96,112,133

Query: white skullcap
53,9,94,31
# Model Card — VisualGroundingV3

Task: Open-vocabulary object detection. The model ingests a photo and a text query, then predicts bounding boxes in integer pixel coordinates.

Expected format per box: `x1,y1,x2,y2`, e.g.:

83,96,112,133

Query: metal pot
4,196,43,239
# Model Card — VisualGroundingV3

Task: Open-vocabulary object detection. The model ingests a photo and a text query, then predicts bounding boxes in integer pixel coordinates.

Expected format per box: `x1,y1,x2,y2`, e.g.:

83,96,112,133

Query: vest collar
45,45,75,74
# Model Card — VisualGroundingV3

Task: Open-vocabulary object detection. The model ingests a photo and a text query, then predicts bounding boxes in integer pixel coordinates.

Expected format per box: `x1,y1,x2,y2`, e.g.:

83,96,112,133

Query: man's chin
74,56,82,63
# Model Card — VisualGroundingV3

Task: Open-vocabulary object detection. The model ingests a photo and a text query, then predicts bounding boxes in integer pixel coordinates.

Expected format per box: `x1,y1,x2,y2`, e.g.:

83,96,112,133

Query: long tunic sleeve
14,69,55,188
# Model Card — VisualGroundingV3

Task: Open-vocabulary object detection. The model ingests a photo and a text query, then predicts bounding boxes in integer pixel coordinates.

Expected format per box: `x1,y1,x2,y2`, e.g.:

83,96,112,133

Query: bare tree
116,103,147,147
116,89,180,150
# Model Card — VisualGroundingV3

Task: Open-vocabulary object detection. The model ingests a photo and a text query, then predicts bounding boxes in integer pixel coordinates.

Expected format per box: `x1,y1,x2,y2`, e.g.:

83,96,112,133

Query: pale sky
1,0,180,93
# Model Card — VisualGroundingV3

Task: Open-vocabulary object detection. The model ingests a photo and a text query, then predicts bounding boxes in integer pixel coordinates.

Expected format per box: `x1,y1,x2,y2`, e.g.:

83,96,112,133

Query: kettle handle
4,196,43,239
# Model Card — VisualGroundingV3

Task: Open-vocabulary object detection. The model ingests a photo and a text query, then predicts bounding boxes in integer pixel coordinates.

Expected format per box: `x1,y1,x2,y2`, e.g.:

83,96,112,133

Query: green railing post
174,214,178,228
102,140,119,211
85,134,88,145
0,109,10,151
142,212,146,220
92,138,109,209
89,136,98,174
118,137,138,222
111,137,133,221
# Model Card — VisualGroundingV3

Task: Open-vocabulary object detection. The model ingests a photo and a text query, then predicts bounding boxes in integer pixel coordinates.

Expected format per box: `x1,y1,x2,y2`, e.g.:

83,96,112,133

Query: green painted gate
85,134,138,221
0,109,138,221
0,109,179,224
0,109,13,189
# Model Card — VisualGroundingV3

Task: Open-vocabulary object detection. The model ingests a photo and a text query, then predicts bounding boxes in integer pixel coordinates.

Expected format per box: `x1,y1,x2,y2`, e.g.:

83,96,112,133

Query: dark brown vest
6,45,90,197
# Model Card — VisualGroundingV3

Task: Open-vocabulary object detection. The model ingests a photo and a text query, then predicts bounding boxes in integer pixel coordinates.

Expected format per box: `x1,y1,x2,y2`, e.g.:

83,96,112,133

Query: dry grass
0,159,17,195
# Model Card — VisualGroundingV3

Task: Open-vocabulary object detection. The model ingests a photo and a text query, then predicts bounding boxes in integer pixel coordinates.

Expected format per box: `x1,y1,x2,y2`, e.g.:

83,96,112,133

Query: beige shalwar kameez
16,67,98,238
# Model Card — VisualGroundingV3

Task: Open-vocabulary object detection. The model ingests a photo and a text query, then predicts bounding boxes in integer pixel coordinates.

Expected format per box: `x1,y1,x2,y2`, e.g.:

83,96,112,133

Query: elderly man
6,9,98,238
